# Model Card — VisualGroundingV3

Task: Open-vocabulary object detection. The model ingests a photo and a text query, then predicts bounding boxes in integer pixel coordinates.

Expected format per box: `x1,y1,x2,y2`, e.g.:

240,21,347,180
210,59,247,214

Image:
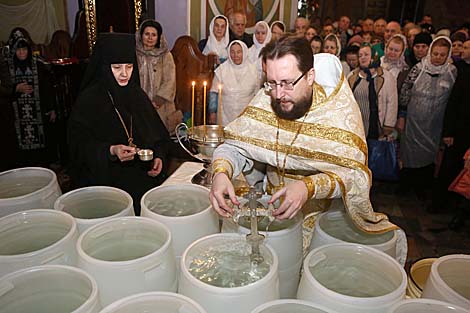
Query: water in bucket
146,189,210,217
0,221,70,255
237,216,295,232
320,211,394,244
189,239,270,287
84,230,165,262
63,198,127,219
309,254,399,297
0,175,50,198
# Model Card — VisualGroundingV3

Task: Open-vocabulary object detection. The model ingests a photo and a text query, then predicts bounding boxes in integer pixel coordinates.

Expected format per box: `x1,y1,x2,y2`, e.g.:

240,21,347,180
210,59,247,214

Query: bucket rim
76,216,173,266
180,233,279,293
0,209,77,259
0,167,58,202
302,242,407,304
53,186,133,222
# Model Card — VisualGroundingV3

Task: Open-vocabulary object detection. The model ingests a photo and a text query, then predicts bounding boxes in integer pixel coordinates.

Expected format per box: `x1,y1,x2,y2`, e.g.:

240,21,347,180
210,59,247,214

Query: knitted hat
413,32,432,46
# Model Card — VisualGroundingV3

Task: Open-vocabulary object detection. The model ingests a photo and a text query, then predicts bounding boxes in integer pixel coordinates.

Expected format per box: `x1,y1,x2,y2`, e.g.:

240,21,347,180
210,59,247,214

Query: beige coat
136,32,182,134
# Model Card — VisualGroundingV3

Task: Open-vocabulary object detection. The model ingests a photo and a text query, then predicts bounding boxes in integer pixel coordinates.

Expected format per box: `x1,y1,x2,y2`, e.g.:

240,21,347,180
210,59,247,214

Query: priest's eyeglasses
264,71,307,92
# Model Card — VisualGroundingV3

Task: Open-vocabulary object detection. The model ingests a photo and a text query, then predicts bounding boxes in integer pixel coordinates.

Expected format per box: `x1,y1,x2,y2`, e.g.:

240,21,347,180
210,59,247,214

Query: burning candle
191,81,195,130
203,81,207,127
218,84,223,125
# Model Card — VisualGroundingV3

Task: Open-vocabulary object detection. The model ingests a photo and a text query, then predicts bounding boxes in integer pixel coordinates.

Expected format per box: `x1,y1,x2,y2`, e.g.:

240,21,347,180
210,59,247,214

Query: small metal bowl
137,149,154,161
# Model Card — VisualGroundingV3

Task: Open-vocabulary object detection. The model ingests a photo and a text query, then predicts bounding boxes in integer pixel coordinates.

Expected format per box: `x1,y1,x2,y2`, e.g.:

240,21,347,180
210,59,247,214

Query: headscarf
135,19,170,59
270,20,286,32
380,34,408,76
248,21,272,63
226,40,252,79
422,36,453,76
202,15,230,59
324,33,342,57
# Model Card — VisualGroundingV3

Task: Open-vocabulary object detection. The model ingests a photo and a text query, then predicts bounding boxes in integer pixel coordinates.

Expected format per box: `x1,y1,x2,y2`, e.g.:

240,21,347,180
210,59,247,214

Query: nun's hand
148,158,163,177
110,144,136,162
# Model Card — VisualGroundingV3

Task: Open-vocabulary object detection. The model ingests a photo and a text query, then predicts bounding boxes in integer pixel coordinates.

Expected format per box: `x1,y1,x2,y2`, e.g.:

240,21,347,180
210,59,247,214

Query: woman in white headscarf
208,40,259,126
198,15,230,64
397,36,457,195
380,34,408,79
270,20,285,41
323,33,350,76
248,21,272,83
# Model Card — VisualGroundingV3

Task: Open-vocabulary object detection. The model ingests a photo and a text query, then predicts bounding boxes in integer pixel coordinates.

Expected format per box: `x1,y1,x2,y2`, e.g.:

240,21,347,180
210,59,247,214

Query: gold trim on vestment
242,106,367,156
224,131,371,180
212,158,234,179
311,73,345,109
325,173,336,198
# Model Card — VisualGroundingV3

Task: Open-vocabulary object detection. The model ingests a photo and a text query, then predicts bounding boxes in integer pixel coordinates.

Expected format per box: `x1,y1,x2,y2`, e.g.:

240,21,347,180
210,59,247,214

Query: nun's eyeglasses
264,71,307,92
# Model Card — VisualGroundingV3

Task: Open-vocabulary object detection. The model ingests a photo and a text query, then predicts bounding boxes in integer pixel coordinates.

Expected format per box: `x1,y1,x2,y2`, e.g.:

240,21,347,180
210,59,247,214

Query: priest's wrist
212,167,230,179
109,145,118,161
301,176,315,199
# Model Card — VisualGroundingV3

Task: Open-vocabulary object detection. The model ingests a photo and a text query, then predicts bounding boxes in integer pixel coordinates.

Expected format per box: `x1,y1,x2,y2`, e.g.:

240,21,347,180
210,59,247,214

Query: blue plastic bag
367,138,400,181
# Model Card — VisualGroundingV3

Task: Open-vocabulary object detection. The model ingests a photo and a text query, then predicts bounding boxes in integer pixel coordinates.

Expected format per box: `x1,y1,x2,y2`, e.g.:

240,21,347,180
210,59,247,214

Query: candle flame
218,84,222,90
203,81,207,86
191,81,196,86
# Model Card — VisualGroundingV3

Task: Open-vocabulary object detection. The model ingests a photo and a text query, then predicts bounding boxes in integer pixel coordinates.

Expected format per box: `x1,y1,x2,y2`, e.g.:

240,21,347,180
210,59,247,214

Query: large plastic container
99,292,207,313
407,258,436,298
387,299,470,313
0,265,100,313
77,217,177,306
297,243,407,313
0,209,78,277
422,254,470,308
0,167,61,217
179,233,279,313
251,299,339,313
54,186,134,234
222,199,303,299
141,184,219,263
308,209,406,265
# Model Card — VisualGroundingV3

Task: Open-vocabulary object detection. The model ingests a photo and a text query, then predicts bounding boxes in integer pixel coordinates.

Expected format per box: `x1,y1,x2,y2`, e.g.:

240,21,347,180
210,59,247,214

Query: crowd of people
1,11,469,225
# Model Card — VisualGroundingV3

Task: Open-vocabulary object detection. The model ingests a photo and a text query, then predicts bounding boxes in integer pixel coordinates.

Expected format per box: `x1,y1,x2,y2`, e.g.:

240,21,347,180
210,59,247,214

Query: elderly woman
347,43,398,140
380,34,409,79
198,15,230,64
69,33,171,215
397,36,457,198
208,40,259,126
5,28,56,167
136,19,182,135
248,20,272,82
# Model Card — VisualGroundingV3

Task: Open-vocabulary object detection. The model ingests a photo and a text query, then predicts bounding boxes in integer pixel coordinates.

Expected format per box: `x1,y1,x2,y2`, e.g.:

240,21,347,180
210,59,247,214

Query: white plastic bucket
252,299,339,313
179,233,279,313
0,265,100,313
222,199,303,299
308,209,406,265
54,186,134,234
387,298,470,313
422,254,470,308
0,167,61,217
77,217,177,306
297,243,407,313
141,184,219,262
0,209,78,277
99,292,207,313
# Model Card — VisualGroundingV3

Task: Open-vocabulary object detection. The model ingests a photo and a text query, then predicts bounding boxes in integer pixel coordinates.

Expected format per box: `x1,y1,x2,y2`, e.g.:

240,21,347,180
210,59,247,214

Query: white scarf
202,15,229,59
421,36,453,76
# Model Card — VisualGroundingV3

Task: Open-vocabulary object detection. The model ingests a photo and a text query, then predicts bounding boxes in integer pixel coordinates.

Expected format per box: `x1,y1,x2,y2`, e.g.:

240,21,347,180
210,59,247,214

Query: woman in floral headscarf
380,34,409,79
136,19,182,135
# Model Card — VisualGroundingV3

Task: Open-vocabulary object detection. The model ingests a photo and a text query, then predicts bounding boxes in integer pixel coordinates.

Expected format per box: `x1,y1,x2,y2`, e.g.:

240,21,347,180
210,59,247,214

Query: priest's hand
148,158,163,177
209,172,240,217
269,180,308,219
110,144,136,162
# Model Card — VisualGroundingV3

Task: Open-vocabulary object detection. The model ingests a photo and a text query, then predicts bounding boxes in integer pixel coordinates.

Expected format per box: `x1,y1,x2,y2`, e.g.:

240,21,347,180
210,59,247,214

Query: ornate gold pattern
225,131,371,179
302,176,315,199
212,158,234,179
325,173,336,198
84,1,143,53
84,0,96,54
243,106,367,156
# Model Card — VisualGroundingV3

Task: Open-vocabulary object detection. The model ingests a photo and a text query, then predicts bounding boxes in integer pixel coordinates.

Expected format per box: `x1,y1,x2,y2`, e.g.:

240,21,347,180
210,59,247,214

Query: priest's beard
270,91,312,120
